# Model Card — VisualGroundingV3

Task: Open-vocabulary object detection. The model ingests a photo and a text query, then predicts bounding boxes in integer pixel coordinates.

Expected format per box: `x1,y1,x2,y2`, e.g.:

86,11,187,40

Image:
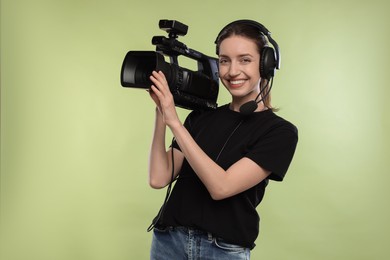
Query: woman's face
218,35,261,103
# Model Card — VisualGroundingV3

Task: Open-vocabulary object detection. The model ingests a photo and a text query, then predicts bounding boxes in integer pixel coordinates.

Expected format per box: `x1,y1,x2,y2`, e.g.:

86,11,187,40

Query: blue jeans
150,226,250,260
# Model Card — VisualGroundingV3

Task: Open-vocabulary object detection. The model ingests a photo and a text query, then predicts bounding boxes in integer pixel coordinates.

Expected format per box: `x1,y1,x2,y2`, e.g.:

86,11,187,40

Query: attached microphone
239,100,258,115
239,77,274,115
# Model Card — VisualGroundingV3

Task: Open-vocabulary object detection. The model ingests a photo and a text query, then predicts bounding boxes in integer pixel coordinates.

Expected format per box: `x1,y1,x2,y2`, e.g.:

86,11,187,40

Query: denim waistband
154,224,254,250
155,225,214,241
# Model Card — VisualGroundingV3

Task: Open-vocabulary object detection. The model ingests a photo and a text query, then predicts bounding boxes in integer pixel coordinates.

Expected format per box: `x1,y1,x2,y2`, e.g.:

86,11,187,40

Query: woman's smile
228,79,247,88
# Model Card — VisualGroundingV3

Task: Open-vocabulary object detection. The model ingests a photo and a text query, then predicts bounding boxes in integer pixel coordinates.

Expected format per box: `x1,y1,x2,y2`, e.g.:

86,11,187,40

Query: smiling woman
147,20,298,259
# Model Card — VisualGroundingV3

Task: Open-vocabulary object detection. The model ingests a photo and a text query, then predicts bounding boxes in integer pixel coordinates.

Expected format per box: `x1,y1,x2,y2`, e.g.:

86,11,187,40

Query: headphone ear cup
260,46,277,80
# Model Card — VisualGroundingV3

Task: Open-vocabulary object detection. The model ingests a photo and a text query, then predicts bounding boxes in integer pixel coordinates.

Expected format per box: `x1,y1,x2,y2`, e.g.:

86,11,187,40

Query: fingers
150,71,168,93
149,70,167,98
149,71,173,102
152,70,167,81
148,87,160,105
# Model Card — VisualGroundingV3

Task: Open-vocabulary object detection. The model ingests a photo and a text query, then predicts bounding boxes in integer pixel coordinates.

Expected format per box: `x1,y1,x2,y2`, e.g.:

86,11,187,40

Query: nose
228,62,241,77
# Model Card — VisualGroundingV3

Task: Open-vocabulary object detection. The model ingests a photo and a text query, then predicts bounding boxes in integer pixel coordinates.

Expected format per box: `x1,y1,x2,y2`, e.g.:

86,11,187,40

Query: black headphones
215,19,281,80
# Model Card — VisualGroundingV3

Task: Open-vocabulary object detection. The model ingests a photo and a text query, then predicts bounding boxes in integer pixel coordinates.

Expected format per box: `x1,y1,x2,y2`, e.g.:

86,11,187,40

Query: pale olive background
1,0,389,259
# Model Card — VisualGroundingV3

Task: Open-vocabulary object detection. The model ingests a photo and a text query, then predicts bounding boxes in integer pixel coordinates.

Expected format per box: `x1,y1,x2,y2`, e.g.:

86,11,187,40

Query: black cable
258,77,274,106
215,120,243,162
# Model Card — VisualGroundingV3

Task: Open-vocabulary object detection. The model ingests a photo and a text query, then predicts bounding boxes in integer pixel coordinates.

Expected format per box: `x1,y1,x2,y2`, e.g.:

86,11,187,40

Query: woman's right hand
149,71,181,129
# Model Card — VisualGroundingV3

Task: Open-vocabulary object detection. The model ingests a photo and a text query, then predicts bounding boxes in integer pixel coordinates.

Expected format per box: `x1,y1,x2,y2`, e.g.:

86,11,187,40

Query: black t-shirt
158,104,298,249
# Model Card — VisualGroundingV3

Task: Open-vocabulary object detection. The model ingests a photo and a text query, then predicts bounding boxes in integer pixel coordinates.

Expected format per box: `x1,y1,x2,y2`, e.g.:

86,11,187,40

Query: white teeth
230,80,245,84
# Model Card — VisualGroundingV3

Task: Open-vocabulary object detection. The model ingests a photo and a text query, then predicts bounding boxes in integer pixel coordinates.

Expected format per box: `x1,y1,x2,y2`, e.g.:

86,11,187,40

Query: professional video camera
120,19,219,110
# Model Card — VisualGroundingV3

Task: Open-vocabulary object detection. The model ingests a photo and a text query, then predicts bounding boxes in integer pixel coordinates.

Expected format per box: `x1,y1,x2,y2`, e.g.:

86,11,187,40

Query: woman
148,20,298,259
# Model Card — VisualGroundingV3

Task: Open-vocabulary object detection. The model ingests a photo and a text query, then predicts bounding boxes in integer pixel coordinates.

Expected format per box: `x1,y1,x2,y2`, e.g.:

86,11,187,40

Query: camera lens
121,51,157,89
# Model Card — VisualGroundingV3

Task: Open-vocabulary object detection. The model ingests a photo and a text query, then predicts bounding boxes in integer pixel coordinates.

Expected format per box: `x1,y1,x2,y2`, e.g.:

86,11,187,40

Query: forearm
169,122,270,200
148,110,173,188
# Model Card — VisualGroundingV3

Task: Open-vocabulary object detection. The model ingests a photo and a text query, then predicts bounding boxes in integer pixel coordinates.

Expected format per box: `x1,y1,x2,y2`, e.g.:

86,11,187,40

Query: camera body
120,19,219,110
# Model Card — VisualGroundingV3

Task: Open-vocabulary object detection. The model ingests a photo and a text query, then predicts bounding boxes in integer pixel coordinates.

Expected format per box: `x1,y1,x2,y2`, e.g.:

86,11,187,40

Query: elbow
148,178,166,189
210,193,225,201
209,188,230,201
149,182,162,189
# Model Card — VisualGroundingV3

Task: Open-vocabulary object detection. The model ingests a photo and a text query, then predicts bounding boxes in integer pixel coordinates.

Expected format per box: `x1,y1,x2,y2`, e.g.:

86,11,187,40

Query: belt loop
207,232,213,241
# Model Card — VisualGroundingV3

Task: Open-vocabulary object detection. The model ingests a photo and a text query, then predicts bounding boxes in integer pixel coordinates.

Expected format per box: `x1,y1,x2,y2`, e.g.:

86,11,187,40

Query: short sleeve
245,122,298,181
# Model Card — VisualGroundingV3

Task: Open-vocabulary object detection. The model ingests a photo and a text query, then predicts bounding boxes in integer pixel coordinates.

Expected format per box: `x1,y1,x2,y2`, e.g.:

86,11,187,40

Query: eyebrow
218,53,254,58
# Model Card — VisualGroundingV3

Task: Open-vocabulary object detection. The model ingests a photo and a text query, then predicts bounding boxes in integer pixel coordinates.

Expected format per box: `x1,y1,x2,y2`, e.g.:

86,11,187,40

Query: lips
228,79,246,88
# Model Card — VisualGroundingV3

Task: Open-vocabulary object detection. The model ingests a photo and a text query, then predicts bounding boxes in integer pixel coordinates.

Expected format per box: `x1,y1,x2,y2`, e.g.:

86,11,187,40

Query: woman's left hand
149,71,181,128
